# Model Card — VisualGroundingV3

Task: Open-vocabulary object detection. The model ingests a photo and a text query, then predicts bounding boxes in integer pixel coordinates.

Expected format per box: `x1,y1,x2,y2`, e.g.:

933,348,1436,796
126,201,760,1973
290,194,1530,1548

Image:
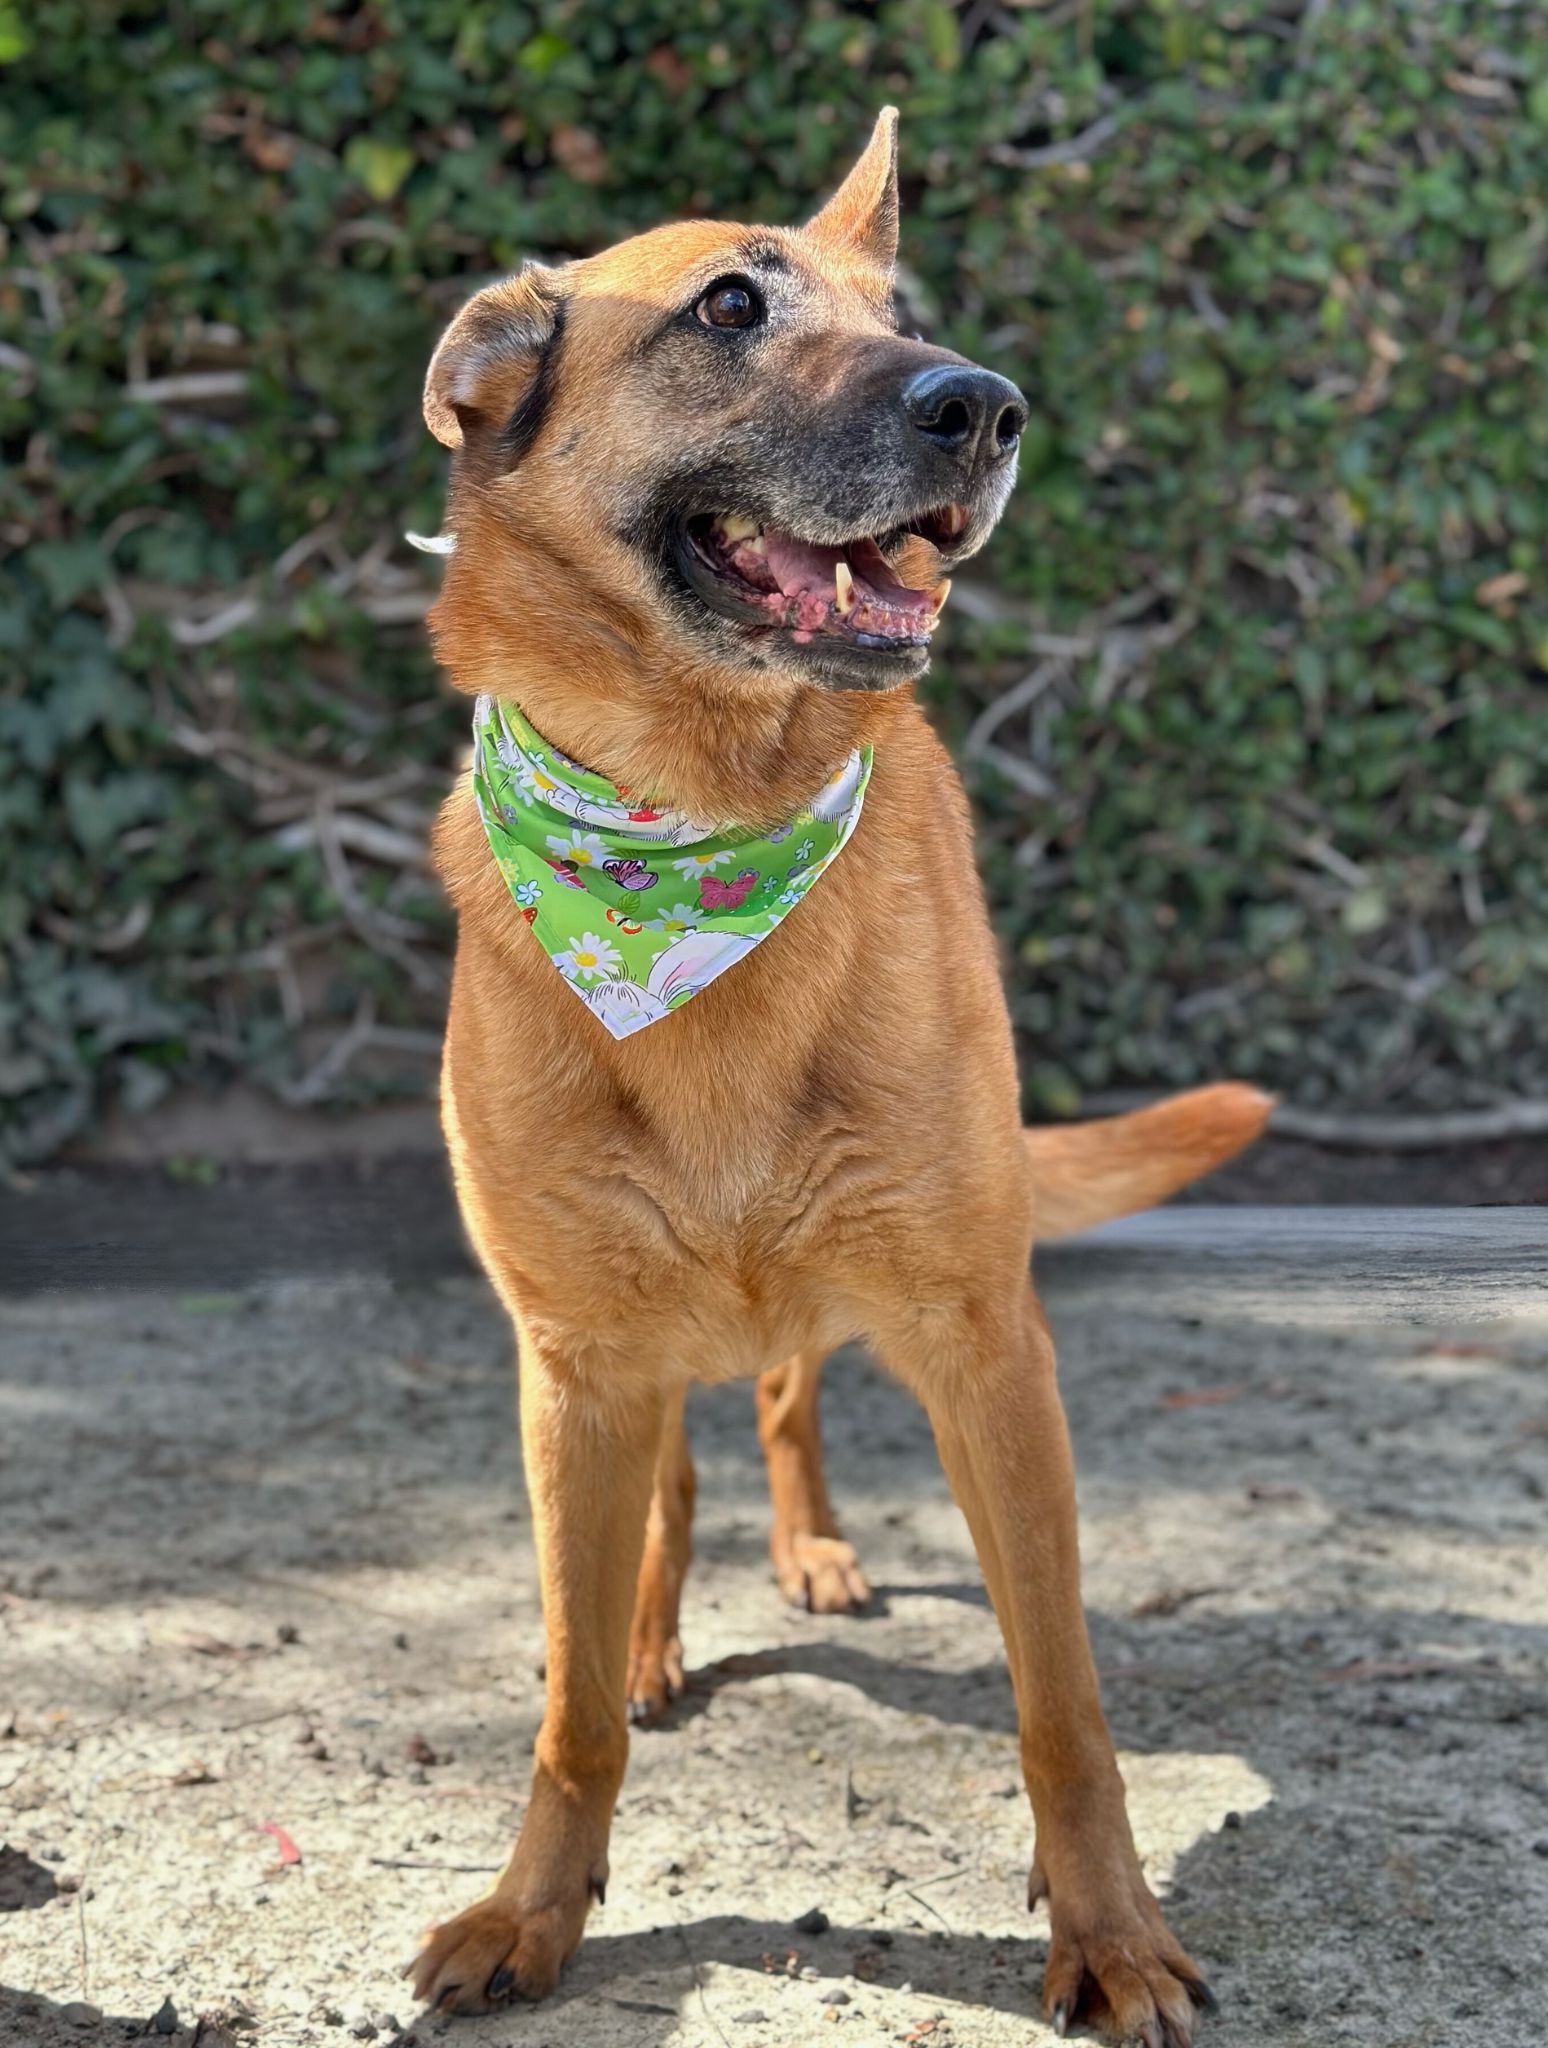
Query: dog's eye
695,278,763,331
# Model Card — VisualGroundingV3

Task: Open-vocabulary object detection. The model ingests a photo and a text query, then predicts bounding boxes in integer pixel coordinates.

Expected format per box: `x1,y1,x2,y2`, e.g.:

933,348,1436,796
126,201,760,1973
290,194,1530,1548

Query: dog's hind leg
756,1347,870,1613
411,1326,664,2014
626,1384,695,1724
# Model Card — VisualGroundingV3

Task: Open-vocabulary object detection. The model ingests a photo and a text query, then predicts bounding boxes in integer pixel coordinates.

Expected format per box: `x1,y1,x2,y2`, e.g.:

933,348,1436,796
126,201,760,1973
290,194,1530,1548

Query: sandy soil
2,1211,1546,2048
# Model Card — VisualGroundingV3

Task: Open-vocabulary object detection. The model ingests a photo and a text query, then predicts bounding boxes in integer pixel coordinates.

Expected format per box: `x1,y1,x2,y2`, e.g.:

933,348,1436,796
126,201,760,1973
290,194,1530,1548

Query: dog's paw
407,1881,596,2014
626,1627,685,1725
1032,1863,1216,2046
774,1532,871,1613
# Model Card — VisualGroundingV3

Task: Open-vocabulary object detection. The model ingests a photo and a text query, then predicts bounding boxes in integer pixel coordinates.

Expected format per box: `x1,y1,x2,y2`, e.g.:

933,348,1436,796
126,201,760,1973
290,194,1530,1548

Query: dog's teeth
834,561,855,614
929,577,952,615
718,515,759,542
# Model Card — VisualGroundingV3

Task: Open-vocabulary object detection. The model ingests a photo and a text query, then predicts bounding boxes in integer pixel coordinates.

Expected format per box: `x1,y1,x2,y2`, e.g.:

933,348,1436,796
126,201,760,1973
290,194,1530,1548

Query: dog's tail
1026,1083,1273,1242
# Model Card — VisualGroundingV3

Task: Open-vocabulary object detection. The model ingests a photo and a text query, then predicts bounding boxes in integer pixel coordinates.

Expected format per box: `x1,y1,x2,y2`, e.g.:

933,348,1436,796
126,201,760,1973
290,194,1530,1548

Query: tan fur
1027,1082,1271,1241
408,115,1263,2040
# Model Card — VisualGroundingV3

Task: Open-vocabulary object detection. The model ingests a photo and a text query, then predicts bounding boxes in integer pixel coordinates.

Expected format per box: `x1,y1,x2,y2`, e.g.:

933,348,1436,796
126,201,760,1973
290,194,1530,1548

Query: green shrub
4,0,1546,1161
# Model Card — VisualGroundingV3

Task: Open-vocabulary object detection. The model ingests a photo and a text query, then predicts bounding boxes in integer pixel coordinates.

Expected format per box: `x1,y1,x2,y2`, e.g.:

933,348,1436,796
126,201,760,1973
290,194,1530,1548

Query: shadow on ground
2,1216,1546,2044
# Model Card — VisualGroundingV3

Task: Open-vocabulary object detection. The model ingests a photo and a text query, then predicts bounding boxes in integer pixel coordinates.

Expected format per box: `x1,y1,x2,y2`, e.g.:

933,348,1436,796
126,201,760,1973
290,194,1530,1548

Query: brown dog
409,109,1269,2042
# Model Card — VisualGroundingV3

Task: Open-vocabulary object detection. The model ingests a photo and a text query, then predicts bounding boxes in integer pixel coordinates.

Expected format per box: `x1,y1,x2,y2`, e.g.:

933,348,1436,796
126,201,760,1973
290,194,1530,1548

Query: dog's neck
520,661,904,824
431,552,912,825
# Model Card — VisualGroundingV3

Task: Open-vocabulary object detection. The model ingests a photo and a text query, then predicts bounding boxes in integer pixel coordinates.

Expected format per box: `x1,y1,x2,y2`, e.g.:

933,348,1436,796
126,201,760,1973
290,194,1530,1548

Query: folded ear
423,260,563,451
806,107,899,271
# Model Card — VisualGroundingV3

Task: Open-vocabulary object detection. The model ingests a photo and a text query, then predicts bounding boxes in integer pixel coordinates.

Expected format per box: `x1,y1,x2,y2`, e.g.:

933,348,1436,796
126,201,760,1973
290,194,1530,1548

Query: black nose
902,364,1028,465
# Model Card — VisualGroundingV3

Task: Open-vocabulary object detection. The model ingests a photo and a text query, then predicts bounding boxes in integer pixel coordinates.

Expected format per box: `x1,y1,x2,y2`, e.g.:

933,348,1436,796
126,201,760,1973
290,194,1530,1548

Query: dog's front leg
411,1330,665,2014
882,1280,1214,2046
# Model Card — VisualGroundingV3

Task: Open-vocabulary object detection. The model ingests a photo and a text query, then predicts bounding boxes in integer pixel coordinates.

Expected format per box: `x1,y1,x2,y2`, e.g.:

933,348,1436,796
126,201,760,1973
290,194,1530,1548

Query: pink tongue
758,529,934,616
762,531,842,599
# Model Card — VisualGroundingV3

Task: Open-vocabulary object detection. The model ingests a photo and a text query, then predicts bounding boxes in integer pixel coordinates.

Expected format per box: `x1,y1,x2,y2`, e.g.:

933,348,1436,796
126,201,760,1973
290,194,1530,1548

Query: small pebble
1532,1838,1548,1858
151,1997,179,2035
733,2012,767,2026
348,2016,378,2040
793,1906,830,1936
61,2005,102,2028
370,2015,400,2036
821,1988,852,2006
1222,1810,1243,1830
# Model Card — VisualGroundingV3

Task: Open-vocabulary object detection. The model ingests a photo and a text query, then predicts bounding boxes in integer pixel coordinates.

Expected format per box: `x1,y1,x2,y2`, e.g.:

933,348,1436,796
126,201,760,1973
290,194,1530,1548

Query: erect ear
423,260,563,451
806,106,899,272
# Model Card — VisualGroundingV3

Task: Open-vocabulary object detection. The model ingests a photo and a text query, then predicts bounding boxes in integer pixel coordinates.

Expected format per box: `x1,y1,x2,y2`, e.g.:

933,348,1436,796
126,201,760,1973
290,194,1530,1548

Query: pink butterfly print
699,867,759,911
602,857,658,892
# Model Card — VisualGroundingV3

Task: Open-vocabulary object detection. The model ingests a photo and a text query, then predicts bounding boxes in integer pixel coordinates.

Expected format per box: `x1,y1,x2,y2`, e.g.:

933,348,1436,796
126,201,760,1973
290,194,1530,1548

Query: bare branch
126,371,250,404
989,109,1124,171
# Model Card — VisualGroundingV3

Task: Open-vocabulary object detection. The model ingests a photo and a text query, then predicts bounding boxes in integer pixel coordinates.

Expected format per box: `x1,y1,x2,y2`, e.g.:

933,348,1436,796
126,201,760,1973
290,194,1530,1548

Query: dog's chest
554,1061,904,1356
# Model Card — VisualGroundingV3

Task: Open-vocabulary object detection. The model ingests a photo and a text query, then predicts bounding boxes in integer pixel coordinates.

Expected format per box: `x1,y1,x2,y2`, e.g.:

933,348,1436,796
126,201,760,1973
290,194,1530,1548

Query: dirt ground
3,1208,1546,2048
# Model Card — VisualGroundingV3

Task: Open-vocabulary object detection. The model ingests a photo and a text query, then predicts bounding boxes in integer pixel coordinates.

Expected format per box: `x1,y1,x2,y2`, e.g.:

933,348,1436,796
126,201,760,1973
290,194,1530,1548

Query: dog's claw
435,1985,462,2013
488,1965,514,2001
1190,1977,1218,2015
1051,1999,1070,2037
589,1874,607,1905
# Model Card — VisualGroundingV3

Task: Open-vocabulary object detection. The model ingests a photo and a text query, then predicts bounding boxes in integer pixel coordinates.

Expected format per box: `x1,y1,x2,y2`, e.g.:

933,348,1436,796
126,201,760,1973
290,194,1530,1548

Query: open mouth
679,506,967,653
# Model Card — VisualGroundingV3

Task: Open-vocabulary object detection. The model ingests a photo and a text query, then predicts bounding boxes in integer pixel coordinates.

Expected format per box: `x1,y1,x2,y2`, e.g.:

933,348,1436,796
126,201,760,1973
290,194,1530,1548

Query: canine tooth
834,561,855,614
718,515,759,542
928,578,952,614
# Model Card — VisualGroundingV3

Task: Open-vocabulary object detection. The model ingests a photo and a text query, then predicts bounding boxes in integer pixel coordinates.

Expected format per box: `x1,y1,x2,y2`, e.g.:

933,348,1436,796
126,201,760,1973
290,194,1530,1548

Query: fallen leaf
1131,1585,1224,1619
183,1632,264,1661
258,1820,302,1866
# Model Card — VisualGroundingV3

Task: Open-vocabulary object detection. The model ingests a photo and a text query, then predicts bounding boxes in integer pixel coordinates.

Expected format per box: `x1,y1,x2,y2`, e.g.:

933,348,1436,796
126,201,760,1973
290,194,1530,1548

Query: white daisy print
545,832,609,870
555,932,621,982
670,847,734,878
519,759,565,803
646,902,705,934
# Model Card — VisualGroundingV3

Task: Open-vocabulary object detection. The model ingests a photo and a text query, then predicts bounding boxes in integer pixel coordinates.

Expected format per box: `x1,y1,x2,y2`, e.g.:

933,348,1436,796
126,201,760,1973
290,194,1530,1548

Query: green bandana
471,694,873,1040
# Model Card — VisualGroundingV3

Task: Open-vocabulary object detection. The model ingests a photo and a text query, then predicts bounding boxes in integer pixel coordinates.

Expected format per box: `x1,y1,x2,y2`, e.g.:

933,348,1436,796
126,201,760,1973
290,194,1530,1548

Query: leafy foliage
4,0,1547,1160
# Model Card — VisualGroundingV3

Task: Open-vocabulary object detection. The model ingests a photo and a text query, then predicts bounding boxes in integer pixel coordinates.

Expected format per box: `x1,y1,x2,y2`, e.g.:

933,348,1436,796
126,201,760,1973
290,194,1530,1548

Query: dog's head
424,109,1026,697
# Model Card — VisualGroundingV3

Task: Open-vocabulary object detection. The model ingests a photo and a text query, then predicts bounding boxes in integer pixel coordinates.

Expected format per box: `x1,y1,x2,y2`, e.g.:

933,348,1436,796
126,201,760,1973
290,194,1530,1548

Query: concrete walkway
2,1209,1545,2046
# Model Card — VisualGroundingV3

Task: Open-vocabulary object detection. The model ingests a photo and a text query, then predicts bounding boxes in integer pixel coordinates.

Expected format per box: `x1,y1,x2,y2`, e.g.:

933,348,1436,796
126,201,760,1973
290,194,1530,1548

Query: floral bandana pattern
471,695,873,1040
